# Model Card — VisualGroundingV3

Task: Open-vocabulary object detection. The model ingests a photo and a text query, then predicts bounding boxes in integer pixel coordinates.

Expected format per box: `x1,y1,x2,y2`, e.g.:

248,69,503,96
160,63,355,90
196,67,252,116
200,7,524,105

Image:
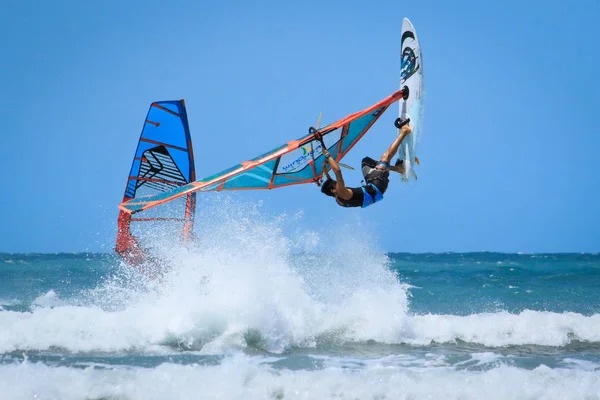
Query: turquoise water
1,250,599,399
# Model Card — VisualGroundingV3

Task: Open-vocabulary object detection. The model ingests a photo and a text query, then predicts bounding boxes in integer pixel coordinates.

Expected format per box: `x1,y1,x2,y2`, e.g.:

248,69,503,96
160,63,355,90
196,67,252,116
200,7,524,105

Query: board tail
115,100,196,267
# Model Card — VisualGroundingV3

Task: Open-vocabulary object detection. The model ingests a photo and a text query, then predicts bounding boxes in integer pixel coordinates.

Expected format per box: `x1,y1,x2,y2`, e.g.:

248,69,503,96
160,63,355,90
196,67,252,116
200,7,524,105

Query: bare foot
390,164,405,175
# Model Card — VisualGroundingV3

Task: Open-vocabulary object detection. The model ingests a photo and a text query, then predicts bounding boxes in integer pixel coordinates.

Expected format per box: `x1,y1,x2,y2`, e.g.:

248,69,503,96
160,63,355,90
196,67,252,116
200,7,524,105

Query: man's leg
361,157,377,178
380,125,412,164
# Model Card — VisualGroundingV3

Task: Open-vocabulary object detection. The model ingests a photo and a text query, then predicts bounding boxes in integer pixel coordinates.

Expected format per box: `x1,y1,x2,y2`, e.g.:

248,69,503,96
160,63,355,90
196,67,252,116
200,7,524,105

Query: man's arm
322,149,354,200
387,124,412,174
323,164,332,180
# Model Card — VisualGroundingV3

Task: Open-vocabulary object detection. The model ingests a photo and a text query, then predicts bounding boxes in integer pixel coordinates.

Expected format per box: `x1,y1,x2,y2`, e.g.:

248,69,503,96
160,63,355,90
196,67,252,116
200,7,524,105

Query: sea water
1,206,599,399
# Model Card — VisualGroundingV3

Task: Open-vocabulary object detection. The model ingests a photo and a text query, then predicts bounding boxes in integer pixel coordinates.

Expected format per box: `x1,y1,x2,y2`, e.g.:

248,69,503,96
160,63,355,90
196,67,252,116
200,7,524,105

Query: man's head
321,178,337,197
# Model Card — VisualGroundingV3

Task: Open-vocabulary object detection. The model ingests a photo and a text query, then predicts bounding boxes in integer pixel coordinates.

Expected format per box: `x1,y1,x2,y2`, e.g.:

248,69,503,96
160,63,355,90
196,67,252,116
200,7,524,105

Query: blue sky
1,0,599,253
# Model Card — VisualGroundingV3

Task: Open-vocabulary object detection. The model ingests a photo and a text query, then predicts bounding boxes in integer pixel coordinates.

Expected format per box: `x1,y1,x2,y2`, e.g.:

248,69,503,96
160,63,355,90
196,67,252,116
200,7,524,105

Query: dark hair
321,179,336,197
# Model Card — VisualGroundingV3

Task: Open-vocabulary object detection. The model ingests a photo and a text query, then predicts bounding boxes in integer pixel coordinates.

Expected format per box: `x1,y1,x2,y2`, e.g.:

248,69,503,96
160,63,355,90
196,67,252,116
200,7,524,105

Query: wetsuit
336,157,389,208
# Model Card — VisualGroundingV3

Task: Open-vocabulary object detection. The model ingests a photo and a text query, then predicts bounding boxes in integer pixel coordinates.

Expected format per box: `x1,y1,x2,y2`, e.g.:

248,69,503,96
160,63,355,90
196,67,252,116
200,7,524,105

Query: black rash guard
335,187,364,208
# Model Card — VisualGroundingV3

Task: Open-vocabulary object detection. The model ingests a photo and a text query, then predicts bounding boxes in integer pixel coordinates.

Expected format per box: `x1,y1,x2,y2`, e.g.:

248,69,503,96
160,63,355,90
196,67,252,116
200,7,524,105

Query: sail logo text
280,144,323,173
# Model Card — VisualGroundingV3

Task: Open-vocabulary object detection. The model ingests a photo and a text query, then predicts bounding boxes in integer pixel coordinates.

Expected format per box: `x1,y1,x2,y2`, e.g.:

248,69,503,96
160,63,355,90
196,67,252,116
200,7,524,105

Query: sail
115,100,196,265
119,88,406,215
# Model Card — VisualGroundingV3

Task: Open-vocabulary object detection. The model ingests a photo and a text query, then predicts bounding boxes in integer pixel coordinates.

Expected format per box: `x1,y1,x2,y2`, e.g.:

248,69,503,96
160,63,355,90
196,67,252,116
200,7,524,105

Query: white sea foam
561,358,600,371
1,267,599,353
0,200,599,354
0,298,19,307
0,356,599,400
31,289,65,308
402,310,600,347
454,352,504,368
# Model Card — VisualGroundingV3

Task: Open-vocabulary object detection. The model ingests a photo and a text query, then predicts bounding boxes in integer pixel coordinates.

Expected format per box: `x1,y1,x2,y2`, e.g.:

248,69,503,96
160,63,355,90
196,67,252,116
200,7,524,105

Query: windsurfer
320,122,412,208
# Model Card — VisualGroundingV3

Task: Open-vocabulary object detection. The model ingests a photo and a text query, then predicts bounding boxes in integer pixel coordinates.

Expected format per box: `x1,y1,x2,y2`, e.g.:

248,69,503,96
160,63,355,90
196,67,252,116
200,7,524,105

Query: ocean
1,224,599,399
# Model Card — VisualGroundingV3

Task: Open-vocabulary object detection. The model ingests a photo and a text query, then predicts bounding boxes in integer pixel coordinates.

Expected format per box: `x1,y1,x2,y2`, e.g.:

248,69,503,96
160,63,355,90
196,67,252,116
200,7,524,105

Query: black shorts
361,157,390,194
